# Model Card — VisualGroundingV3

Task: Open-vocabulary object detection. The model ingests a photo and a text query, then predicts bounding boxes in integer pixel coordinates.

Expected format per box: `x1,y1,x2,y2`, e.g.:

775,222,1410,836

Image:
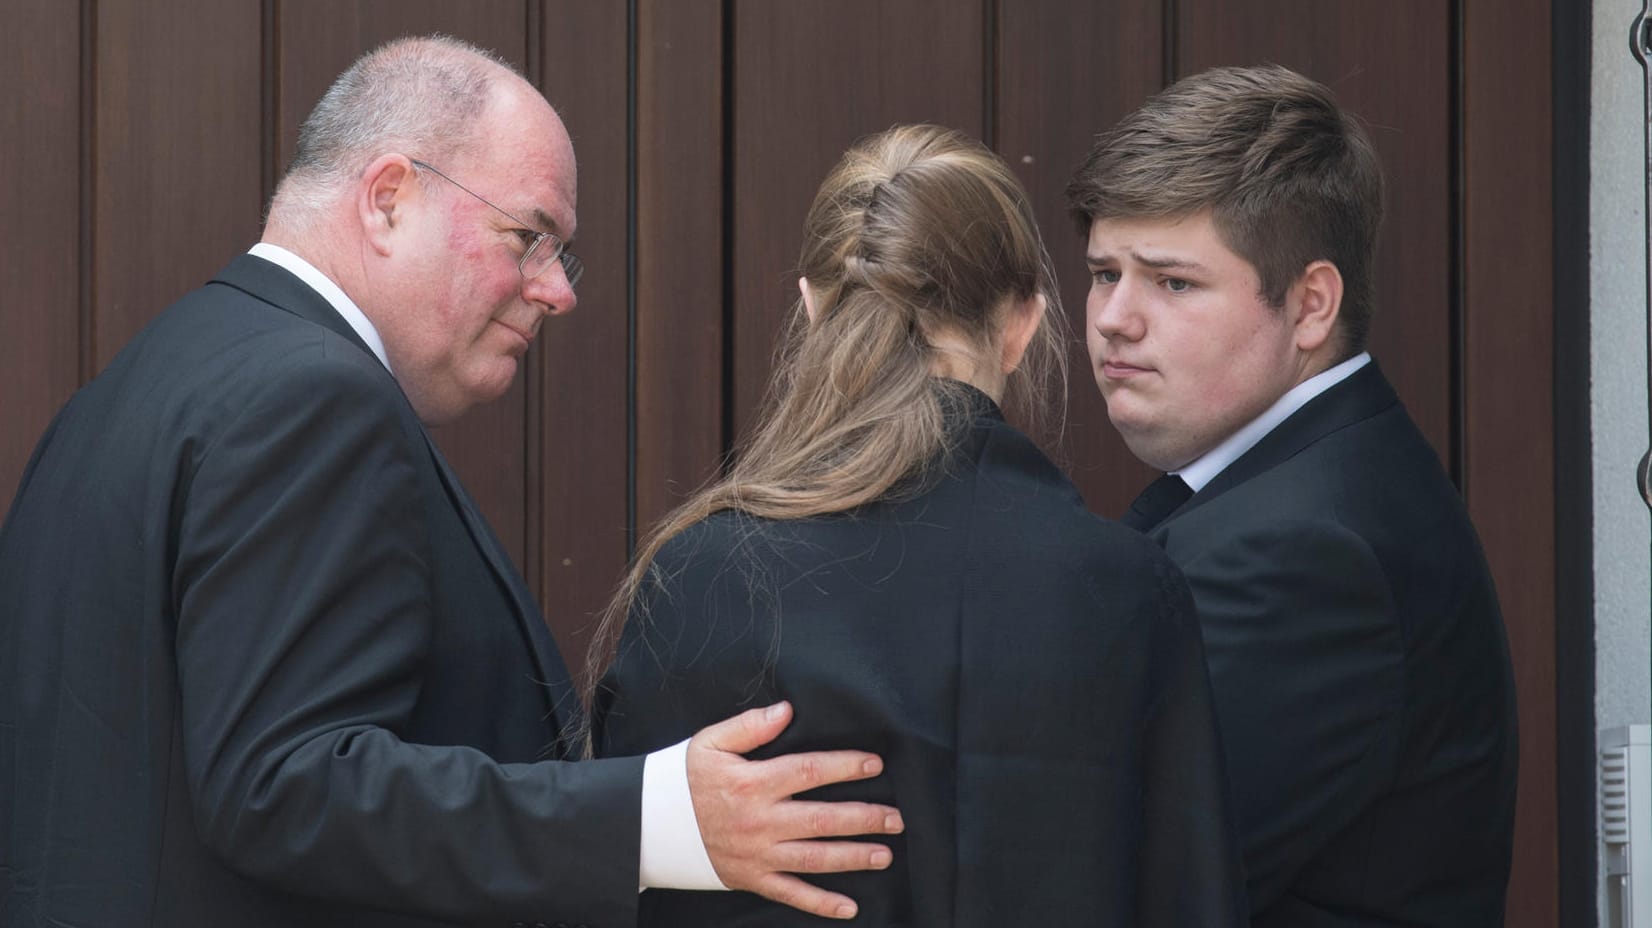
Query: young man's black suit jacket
0,255,643,927
1132,362,1518,926
595,388,1249,927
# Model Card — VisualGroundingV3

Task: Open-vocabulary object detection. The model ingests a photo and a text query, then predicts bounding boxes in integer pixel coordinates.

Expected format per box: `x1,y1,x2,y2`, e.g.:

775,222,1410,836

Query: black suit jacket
0,255,643,927
1136,362,1517,926
594,387,1248,927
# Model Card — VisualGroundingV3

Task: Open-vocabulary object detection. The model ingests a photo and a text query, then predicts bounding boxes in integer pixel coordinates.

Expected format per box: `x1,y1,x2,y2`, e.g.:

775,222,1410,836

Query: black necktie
1122,473,1193,531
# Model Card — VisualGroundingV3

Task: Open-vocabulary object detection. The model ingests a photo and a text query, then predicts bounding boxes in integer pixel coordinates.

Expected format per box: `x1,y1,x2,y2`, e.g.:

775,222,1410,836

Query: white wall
1593,0,1652,742
1593,0,1652,920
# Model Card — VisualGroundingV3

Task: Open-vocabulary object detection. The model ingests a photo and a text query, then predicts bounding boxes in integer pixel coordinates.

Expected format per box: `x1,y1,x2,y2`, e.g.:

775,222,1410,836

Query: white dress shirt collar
1175,352,1371,492
248,244,720,891
247,242,393,375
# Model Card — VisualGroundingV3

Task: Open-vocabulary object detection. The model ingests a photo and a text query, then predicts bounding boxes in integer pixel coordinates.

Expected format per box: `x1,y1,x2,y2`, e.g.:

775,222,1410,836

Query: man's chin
471,367,519,404
415,374,519,427
1110,422,1182,473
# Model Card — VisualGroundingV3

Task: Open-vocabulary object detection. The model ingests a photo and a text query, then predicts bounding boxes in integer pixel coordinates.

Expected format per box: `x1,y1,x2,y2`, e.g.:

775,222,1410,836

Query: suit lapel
213,253,580,745
419,431,580,745
1172,362,1401,523
212,254,380,361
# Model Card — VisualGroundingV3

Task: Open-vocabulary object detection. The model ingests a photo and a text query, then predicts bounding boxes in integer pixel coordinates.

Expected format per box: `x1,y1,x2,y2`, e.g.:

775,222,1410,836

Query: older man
0,36,897,928
1067,65,1519,926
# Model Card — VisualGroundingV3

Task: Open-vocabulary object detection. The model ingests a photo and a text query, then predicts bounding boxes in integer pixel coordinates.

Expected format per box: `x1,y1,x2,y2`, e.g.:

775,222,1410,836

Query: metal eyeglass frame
409,158,583,289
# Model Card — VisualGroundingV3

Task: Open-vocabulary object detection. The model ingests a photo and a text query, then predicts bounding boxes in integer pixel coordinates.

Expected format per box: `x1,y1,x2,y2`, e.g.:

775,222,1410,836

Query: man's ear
798,276,818,323
1291,260,1343,354
359,154,419,257
999,292,1047,375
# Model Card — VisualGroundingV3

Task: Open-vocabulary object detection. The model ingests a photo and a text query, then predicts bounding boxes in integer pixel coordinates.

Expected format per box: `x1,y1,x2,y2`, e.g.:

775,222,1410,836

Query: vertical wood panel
1176,0,1454,466
0,0,81,505
996,0,1164,519
538,3,631,663
274,2,532,162
1178,2,1559,921
93,0,262,369
730,0,988,436
277,1,533,570
0,10,1569,917
1462,0,1559,922
635,0,725,537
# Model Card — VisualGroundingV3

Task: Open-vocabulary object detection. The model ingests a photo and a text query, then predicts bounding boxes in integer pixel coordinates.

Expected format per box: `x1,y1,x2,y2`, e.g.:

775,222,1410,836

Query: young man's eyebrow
1132,251,1209,272
1085,249,1209,273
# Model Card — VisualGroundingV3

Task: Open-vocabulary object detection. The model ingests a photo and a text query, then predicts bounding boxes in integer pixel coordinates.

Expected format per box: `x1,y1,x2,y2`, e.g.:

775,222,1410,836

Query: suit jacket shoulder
1153,362,1517,924
1,255,643,928
597,392,1246,926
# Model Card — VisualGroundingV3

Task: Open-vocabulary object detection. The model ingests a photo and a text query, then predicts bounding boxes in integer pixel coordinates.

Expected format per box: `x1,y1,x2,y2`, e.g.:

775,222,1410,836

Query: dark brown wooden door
0,2,1559,922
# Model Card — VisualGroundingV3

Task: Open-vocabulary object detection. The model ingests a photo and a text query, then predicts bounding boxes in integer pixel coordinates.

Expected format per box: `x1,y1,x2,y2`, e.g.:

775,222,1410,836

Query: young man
1067,64,1518,926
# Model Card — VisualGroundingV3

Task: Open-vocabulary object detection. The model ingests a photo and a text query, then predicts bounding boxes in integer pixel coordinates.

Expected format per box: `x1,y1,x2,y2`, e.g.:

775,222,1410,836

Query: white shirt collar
247,242,393,375
1175,352,1371,492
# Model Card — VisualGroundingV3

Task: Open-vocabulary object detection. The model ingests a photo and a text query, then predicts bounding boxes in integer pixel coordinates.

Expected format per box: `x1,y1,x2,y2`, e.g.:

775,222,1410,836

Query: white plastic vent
1603,725,1652,928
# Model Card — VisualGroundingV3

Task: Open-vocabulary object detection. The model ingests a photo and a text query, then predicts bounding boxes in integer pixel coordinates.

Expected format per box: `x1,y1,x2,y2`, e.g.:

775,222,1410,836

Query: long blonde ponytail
583,124,1067,704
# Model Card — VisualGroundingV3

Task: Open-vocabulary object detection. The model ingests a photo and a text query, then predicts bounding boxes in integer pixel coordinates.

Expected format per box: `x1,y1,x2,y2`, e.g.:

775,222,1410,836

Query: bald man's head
271,35,534,221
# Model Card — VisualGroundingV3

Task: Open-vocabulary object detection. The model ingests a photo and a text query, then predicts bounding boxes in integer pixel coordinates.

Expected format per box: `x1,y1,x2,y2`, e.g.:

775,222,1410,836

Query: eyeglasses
409,158,584,289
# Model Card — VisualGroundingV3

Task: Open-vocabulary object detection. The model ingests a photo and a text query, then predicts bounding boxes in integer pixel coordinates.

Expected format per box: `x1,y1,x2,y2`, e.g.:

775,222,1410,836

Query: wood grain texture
1176,0,1454,466
996,0,1165,518
536,1,631,664
634,0,726,541
277,0,534,569
729,0,987,437
0,9,1568,916
92,0,263,369
0,0,81,506
1461,0,1559,921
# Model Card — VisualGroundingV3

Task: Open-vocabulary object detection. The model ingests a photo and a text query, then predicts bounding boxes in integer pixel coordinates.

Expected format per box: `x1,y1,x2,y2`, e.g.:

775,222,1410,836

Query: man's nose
523,262,577,316
1090,280,1144,341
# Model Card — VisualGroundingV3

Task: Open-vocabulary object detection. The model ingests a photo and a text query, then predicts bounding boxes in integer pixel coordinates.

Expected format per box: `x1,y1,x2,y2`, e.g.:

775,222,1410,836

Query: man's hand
687,701,903,920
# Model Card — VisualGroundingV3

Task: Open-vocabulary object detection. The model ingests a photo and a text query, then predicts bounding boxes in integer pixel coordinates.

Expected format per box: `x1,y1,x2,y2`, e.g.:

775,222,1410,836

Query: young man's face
1084,212,1307,472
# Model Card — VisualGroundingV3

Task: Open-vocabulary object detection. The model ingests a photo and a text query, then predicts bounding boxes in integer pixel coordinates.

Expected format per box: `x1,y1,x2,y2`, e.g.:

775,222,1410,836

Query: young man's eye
1091,269,1120,285
1163,277,1192,293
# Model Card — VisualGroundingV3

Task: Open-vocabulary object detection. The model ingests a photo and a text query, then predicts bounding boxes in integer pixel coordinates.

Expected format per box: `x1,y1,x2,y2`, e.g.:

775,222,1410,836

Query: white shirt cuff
639,738,728,891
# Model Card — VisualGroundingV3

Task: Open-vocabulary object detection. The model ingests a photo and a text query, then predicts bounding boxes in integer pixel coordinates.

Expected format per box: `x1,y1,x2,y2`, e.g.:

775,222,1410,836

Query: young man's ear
999,292,1047,375
1291,260,1344,354
359,154,419,256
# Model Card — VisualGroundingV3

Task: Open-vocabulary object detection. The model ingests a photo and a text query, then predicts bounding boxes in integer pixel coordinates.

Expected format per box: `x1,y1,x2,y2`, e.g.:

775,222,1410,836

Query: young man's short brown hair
1066,64,1384,357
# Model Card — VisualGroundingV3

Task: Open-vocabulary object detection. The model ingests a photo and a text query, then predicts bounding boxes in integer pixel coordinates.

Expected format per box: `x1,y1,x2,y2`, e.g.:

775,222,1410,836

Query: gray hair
273,35,517,216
